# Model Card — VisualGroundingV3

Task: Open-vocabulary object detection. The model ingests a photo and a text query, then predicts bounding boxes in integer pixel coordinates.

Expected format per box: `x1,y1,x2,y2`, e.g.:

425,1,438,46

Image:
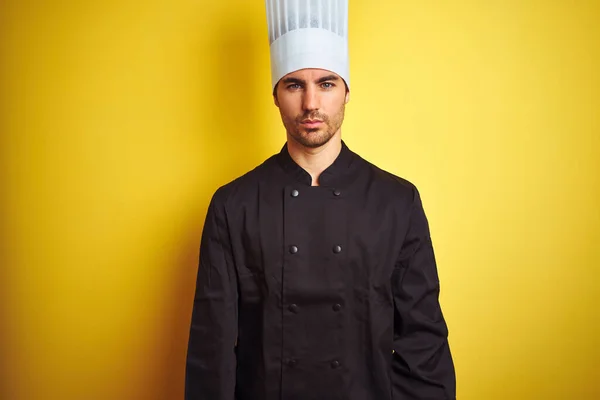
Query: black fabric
186,142,455,400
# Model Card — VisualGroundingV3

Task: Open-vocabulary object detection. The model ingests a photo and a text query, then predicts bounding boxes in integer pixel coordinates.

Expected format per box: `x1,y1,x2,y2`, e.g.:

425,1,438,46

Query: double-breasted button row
287,303,341,313
289,189,342,197
289,245,342,254
285,358,340,369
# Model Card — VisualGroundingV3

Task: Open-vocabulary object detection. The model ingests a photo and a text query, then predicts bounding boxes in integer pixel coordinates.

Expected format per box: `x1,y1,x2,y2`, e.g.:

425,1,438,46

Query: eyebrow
281,74,341,86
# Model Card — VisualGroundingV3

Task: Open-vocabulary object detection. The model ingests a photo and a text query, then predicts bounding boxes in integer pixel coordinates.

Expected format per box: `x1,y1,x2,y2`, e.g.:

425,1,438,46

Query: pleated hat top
265,0,349,91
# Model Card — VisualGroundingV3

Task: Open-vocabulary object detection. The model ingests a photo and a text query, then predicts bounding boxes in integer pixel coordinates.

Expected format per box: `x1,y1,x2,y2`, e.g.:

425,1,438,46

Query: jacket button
331,360,341,368
289,245,298,254
332,304,342,312
333,245,342,254
333,189,341,196
291,189,299,197
288,304,299,313
287,358,297,367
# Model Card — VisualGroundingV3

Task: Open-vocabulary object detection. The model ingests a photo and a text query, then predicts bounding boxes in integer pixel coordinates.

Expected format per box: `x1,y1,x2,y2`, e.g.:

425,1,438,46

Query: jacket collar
276,140,357,187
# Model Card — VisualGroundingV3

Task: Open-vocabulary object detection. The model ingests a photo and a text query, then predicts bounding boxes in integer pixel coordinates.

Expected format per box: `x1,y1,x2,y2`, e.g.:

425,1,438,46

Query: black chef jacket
186,142,455,400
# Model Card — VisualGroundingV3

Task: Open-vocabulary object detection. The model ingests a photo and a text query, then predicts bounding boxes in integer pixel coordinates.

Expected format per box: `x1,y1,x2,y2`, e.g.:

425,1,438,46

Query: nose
302,85,319,111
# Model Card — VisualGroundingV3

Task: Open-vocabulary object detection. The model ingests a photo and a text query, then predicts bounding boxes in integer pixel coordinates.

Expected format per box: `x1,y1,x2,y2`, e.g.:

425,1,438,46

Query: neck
286,131,342,186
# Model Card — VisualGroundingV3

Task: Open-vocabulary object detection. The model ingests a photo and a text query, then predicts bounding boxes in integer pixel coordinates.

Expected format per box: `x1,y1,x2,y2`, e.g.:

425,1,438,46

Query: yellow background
1,1,598,399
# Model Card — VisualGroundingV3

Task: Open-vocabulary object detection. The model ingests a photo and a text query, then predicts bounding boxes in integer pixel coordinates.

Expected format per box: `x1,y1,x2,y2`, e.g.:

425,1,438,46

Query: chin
297,133,334,148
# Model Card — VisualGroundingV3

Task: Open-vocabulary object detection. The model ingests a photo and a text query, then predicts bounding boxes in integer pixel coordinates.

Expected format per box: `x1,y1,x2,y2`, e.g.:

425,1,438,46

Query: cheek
280,104,299,121
325,99,345,119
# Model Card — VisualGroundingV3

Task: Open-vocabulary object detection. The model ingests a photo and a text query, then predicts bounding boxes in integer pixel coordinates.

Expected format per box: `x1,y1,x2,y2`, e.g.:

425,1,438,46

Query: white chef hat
265,0,349,92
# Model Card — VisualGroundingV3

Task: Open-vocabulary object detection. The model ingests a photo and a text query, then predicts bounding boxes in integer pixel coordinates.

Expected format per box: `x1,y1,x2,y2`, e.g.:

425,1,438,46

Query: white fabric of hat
265,0,349,91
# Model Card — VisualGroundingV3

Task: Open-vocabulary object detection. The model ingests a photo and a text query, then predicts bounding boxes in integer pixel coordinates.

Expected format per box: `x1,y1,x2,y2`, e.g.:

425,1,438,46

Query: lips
300,119,324,128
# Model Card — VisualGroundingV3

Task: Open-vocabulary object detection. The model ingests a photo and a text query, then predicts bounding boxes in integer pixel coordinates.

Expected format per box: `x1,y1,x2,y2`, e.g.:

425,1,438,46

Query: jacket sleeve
391,186,456,399
185,189,238,400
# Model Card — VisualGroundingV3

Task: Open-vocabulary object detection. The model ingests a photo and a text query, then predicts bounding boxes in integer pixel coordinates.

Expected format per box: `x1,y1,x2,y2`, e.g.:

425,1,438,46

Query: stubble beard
285,103,346,149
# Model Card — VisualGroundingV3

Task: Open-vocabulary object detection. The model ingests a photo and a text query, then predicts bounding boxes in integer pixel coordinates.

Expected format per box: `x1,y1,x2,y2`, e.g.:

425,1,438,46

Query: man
185,1,455,399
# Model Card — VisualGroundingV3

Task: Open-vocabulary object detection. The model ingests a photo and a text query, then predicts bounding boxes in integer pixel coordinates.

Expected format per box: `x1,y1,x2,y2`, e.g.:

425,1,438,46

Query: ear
273,82,281,107
344,90,350,104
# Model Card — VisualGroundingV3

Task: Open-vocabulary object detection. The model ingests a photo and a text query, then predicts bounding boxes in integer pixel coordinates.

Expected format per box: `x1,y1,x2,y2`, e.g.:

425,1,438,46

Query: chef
185,1,456,399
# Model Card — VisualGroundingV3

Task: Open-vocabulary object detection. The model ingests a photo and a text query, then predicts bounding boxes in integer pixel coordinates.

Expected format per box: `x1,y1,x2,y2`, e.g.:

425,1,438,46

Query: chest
227,183,407,303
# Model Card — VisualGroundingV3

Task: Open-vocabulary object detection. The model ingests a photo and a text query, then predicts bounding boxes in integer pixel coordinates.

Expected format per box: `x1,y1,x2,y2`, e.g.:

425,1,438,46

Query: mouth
300,119,324,128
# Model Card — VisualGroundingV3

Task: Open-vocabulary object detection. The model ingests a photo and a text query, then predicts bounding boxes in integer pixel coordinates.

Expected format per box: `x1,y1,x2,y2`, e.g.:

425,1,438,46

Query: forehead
282,68,341,81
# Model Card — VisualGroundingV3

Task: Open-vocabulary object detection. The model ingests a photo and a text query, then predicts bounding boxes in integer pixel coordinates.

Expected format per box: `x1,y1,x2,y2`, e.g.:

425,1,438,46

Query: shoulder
210,154,279,208
353,152,420,202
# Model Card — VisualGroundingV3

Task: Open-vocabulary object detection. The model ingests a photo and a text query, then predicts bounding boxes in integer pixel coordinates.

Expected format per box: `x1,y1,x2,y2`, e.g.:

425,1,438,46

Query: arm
185,189,238,400
391,186,456,399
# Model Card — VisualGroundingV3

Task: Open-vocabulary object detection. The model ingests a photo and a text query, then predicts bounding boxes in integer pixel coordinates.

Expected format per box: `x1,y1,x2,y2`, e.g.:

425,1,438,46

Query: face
274,68,350,149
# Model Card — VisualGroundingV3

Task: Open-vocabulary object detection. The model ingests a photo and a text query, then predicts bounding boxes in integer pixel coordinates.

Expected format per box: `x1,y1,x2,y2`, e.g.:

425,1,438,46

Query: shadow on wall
144,12,268,400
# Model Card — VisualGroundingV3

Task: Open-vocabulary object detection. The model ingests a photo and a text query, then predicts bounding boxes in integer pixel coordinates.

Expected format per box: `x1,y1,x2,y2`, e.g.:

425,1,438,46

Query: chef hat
265,0,349,92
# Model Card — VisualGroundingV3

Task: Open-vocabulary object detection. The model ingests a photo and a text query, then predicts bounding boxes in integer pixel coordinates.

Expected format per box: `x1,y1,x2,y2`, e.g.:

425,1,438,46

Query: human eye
321,82,335,89
287,83,302,90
